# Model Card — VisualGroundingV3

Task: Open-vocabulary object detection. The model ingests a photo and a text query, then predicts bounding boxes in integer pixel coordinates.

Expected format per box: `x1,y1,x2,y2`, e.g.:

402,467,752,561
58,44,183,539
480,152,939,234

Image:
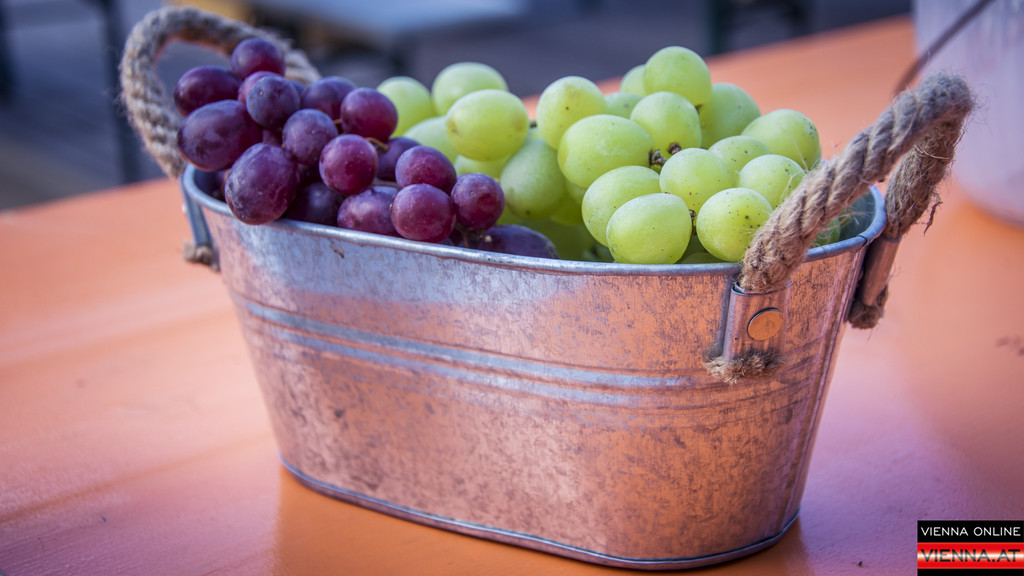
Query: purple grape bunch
173,36,553,258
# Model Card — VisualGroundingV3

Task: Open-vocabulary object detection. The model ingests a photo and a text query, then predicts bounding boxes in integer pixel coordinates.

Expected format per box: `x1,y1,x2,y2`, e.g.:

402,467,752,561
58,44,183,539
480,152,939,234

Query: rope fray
704,349,786,386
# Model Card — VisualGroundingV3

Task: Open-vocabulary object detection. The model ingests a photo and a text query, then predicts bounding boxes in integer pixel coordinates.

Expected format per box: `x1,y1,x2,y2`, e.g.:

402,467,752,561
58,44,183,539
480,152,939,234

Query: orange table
2,16,1023,575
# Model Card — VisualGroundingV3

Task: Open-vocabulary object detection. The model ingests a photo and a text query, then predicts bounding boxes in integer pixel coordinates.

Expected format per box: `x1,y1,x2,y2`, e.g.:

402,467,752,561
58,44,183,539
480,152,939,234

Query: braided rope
737,73,974,295
706,73,973,383
118,5,321,180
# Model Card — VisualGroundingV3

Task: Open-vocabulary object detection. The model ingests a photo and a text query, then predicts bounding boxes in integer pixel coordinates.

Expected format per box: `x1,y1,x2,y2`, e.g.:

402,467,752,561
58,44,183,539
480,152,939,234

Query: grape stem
452,224,486,248
368,137,388,153
648,149,667,168
648,143,683,168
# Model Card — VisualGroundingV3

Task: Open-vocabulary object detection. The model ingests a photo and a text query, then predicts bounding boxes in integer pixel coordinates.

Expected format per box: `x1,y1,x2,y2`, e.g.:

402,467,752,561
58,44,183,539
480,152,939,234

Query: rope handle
737,73,974,296
118,5,322,181
706,73,974,383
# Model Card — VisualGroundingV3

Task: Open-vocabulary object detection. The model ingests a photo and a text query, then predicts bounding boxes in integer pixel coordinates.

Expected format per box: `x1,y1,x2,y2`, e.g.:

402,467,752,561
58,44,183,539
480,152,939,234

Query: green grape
604,92,642,118
737,153,806,208
681,251,726,264
403,116,457,162
454,154,509,179
431,62,507,115
620,64,647,96
542,221,599,261
558,114,654,190
630,91,701,155
606,193,692,264
695,187,773,262
500,138,566,220
377,76,435,137
812,216,842,247
581,165,661,246
564,176,587,205
699,82,762,147
659,147,736,215
741,109,821,170
583,243,614,263
495,205,519,226
446,89,530,161
681,230,707,257
679,232,724,264
536,76,607,149
708,135,770,174
549,190,584,227
643,46,712,107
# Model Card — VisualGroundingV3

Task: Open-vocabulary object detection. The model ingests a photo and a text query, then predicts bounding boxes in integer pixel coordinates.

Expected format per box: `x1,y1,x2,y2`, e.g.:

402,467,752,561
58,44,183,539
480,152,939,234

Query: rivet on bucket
721,281,791,359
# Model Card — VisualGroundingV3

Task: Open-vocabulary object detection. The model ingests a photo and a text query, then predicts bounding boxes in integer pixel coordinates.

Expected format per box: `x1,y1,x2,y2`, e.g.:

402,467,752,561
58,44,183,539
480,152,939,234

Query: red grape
177,100,262,171
390,183,456,243
301,76,356,120
451,173,505,231
338,185,399,236
224,143,300,225
319,134,378,195
376,136,419,182
193,169,226,201
282,108,338,166
230,37,285,79
246,74,301,130
238,71,277,105
395,145,457,193
297,163,321,186
262,129,282,146
340,87,398,142
475,225,558,258
288,78,308,98
172,65,240,116
283,181,344,226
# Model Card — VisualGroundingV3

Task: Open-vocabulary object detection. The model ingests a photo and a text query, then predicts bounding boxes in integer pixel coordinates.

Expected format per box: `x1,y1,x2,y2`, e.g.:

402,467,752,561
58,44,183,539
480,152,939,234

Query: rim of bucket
182,165,886,277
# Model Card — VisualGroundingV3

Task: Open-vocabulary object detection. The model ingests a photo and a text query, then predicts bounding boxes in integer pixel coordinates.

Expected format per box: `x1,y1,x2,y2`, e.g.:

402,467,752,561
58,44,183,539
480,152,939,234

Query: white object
914,0,1024,226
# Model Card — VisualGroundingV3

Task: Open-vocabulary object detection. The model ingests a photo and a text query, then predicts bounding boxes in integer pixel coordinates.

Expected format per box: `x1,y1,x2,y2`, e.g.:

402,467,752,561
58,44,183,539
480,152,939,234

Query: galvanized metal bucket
179,165,882,569
122,6,973,570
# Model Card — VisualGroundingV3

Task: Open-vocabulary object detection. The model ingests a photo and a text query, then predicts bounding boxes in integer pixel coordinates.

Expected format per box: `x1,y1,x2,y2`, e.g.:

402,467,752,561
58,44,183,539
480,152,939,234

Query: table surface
2,15,1023,576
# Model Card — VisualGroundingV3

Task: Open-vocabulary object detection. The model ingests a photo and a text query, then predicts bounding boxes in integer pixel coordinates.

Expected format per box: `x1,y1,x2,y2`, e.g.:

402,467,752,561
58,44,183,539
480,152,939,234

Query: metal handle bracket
851,235,901,314
180,179,219,270
722,280,792,362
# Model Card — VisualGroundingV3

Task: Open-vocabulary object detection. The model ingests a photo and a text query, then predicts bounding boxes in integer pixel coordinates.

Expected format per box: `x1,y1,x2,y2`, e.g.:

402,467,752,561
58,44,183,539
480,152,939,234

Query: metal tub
181,165,885,570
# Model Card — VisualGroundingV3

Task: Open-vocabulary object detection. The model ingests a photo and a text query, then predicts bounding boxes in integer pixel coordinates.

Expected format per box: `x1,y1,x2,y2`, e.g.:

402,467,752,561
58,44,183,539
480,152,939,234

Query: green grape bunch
371,44,825,264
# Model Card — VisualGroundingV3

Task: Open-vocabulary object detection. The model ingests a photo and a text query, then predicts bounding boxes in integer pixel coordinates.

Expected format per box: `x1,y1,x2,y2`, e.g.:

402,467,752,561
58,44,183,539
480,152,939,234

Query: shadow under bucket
181,165,885,570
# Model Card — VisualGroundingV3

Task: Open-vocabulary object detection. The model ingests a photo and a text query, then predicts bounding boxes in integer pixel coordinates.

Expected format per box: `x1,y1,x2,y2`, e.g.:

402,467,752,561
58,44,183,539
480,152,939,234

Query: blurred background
0,0,910,210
